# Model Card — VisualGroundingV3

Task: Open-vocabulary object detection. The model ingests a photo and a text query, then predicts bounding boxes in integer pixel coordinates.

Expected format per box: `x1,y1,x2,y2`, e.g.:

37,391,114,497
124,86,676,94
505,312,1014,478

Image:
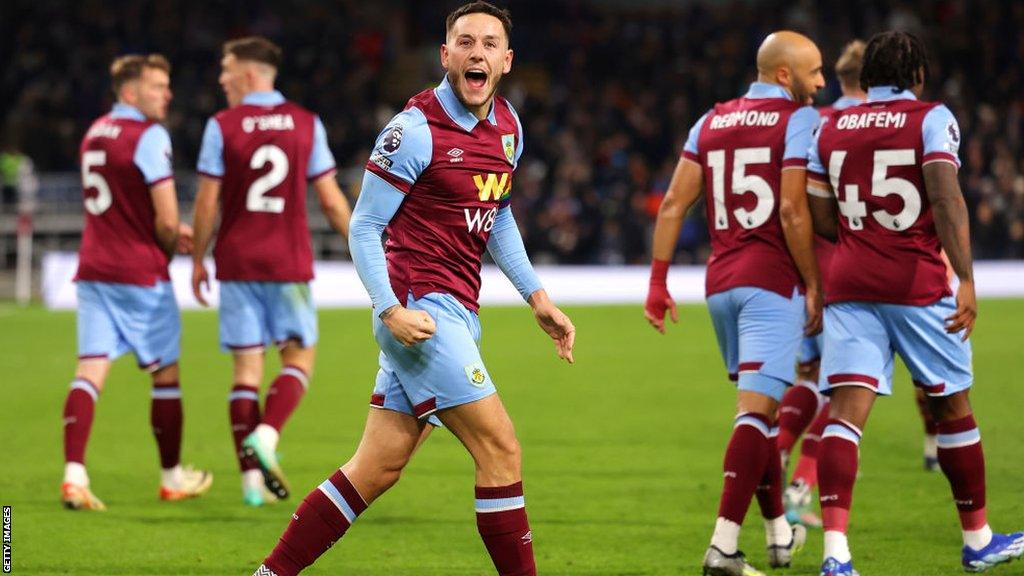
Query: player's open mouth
464,68,488,89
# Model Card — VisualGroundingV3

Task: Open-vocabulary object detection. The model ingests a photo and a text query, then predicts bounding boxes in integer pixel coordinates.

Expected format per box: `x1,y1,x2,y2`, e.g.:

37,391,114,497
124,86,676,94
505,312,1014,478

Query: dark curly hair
860,30,930,92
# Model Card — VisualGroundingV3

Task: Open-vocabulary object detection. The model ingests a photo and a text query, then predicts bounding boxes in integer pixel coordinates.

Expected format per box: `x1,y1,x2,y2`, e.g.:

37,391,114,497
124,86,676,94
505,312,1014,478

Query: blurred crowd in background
3,0,1023,262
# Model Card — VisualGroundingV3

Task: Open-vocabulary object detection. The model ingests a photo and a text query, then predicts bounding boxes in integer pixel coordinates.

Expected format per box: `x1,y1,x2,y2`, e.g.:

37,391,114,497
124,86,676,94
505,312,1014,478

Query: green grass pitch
1,300,1022,575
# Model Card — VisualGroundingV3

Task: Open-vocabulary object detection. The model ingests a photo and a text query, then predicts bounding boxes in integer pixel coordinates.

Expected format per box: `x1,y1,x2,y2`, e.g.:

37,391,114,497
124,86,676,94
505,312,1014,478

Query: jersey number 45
828,149,921,231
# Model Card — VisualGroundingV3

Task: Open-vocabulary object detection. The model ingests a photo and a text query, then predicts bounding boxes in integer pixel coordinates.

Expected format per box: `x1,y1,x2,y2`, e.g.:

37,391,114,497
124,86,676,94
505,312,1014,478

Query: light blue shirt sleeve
806,117,827,175
922,105,962,168
367,107,432,188
349,171,406,314
784,106,820,162
507,101,525,168
683,111,710,156
134,125,173,185
487,206,543,302
306,116,337,179
196,118,224,177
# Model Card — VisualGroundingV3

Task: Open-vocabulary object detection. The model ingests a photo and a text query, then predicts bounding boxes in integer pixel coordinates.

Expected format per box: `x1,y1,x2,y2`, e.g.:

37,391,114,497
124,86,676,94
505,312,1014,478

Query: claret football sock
263,468,367,575
475,481,536,576
718,412,772,526
63,378,100,470
818,419,861,542
793,407,829,487
229,383,261,472
151,381,183,469
755,431,786,520
936,414,988,537
263,365,308,432
777,383,820,454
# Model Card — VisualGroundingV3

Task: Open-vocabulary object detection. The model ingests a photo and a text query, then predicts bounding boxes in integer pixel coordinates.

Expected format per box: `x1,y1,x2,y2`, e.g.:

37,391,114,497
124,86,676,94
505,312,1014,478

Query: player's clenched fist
382,305,437,346
176,223,194,255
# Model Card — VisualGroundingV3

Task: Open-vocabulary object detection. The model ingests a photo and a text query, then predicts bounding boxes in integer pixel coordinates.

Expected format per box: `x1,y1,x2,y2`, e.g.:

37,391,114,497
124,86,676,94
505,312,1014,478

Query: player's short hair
835,40,866,89
860,31,929,92
445,1,512,43
223,36,283,69
110,54,170,94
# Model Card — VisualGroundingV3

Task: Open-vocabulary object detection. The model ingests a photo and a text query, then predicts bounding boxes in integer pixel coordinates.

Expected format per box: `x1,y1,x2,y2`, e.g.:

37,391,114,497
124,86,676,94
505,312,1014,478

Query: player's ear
777,66,792,89
502,48,513,75
440,44,450,71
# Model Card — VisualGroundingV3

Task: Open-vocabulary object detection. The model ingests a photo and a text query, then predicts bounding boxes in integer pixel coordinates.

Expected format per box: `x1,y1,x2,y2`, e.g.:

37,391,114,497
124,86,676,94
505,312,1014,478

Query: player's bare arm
779,167,823,335
190,176,220,306
150,180,180,258
923,161,976,339
527,289,575,364
806,175,839,240
312,174,352,238
645,155,703,334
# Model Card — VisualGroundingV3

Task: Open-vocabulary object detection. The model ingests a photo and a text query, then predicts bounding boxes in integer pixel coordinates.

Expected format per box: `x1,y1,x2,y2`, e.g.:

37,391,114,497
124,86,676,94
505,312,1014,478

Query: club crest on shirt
464,363,487,387
501,133,515,165
381,124,404,155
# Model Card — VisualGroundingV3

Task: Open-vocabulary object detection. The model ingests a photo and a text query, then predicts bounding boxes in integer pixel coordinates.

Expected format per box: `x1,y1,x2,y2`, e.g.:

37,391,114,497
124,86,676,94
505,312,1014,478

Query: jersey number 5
247,144,289,213
707,147,774,230
82,151,112,216
828,149,920,231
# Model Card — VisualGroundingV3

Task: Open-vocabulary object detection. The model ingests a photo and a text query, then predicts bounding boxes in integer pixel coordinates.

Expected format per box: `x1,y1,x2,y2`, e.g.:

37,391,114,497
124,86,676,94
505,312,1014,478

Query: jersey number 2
707,147,774,230
247,144,289,213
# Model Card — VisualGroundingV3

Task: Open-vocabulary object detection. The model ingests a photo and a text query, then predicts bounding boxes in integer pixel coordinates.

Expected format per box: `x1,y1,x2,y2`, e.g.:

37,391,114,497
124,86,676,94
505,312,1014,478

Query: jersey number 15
707,147,774,230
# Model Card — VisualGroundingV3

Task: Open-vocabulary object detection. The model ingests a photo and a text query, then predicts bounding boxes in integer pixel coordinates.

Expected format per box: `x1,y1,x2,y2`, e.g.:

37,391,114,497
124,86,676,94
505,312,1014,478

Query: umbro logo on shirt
448,148,464,163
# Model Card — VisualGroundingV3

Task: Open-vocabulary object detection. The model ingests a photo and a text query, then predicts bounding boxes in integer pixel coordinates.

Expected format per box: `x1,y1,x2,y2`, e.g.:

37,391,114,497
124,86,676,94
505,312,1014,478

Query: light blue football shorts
219,281,318,353
706,286,805,401
77,280,180,371
821,297,972,397
799,333,824,367
370,292,496,426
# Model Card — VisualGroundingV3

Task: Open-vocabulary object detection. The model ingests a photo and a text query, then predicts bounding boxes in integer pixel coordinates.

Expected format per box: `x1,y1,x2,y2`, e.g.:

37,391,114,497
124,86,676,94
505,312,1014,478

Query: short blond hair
835,40,866,90
110,54,170,94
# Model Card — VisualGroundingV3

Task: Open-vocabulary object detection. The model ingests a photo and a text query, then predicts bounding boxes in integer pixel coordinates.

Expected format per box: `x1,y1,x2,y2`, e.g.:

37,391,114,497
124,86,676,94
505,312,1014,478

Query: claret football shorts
821,296,972,397
369,291,496,424
706,286,805,401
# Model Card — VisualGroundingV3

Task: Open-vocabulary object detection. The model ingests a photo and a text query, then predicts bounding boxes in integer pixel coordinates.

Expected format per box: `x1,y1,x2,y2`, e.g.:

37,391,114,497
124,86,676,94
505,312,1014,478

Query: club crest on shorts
464,363,487,387
501,133,515,165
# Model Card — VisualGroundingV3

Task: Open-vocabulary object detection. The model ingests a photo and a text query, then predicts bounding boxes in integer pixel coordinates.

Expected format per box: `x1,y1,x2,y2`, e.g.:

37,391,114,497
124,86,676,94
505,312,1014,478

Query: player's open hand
946,279,977,341
529,290,575,364
382,306,436,347
804,284,823,336
644,284,678,334
176,223,194,255
192,263,210,307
